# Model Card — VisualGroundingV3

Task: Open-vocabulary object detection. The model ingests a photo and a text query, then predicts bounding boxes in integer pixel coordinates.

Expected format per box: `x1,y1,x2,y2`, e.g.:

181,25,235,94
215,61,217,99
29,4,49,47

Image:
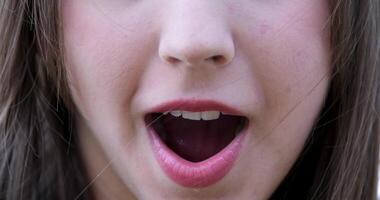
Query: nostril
162,54,229,66
164,56,181,64
164,55,225,65
208,55,226,65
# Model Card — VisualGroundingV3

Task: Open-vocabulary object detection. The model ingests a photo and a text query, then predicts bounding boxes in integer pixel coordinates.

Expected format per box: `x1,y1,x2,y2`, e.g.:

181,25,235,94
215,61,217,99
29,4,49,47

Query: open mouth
144,111,248,162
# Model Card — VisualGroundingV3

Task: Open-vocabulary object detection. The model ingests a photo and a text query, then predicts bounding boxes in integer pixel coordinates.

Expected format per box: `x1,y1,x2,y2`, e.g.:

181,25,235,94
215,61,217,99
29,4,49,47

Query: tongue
157,114,242,162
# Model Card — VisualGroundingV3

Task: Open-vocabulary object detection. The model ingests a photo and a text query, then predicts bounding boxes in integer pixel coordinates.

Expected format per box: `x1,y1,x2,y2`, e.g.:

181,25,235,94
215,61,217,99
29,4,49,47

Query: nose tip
159,35,235,67
160,42,234,67
157,1,235,68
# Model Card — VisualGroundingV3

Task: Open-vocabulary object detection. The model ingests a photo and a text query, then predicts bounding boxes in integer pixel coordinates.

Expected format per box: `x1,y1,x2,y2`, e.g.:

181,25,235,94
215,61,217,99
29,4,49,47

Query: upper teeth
163,110,221,120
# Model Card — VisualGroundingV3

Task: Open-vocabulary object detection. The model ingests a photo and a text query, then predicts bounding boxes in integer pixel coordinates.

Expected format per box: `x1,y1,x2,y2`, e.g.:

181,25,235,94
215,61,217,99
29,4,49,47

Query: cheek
232,0,330,195
238,0,331,124
62,0,155,120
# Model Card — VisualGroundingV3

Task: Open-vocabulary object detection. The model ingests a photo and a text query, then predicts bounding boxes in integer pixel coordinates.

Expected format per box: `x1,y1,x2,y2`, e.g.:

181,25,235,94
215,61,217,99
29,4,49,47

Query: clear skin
62,0,331,199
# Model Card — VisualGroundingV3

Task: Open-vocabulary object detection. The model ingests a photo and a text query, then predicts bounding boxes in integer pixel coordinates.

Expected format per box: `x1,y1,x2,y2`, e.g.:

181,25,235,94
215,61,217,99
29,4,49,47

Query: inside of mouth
145,112,247,163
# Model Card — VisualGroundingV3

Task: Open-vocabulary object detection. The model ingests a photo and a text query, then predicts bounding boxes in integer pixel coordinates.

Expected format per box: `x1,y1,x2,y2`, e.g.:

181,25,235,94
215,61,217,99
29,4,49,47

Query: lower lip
146,124,247,188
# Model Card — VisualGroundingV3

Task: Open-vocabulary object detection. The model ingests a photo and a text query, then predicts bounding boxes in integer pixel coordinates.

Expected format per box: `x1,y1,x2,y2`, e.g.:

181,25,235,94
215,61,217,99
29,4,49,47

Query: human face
62,0,330,199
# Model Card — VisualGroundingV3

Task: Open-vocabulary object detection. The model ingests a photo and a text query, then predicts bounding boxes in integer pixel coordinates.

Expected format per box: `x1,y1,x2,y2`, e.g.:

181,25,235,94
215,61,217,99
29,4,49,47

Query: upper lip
146,99,245,116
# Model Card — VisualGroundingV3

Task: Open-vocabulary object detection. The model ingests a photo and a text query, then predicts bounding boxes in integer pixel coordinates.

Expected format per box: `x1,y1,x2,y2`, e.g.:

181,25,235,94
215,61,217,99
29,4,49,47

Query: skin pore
62,0,331,199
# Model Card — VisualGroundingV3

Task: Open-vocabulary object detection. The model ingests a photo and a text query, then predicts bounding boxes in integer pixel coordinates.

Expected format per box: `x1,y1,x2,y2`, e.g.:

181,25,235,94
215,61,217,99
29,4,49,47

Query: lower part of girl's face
63,0,331,199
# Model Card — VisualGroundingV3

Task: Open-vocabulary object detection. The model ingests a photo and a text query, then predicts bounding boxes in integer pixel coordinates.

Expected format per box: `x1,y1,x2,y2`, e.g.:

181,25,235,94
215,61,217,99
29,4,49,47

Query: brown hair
0,1,86,199
0,0,379,199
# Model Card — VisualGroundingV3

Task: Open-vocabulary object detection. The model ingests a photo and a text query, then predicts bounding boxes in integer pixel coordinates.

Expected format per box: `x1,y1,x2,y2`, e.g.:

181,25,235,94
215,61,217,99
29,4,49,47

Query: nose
158,2,235,68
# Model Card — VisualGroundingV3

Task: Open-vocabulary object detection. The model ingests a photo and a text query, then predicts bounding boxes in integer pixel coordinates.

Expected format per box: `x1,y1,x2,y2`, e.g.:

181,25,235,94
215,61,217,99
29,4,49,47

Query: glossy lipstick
145,99,248,187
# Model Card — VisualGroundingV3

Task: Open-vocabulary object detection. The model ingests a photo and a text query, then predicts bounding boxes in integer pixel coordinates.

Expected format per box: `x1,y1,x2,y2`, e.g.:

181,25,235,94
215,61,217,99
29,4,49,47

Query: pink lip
145,99,248,188
147,99,245,116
